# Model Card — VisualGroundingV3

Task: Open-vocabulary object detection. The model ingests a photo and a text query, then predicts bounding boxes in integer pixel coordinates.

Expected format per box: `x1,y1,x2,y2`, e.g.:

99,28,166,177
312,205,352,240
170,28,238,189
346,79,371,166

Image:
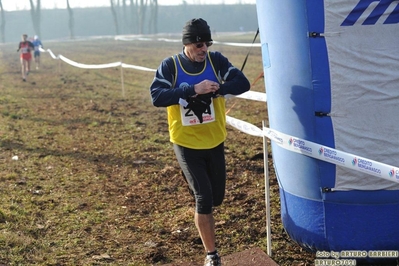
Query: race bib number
180,99,216,126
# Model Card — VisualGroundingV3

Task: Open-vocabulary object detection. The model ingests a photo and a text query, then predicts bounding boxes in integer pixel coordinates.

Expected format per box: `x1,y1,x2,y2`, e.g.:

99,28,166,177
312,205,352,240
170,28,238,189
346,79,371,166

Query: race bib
179,99,216,126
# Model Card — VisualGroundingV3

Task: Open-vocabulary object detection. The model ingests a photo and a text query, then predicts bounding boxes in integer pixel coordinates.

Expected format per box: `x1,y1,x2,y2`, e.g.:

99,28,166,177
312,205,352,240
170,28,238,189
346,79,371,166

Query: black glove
186,94,212,123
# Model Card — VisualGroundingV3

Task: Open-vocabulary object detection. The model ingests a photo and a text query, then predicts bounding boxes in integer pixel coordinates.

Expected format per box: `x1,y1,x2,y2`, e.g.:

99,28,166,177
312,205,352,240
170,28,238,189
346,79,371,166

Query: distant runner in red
17,34,34,82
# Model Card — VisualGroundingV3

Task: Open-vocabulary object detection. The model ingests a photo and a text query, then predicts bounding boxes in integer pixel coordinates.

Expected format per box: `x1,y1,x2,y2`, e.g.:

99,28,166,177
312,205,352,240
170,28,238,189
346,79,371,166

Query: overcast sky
3,0,256,11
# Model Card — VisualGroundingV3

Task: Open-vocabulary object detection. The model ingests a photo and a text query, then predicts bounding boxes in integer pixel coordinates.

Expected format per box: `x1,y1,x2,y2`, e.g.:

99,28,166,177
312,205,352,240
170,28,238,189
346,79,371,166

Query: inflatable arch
256,0,399,254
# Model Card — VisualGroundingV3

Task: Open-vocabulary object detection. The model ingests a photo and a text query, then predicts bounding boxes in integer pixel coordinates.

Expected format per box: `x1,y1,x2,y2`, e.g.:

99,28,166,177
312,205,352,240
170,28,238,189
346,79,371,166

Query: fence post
120,63,125,98
263,120,272,256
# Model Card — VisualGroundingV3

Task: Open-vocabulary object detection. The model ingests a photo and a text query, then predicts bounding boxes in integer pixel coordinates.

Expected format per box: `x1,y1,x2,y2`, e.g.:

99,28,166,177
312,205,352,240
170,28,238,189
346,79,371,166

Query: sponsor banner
227,116,399,184
262,126,399,184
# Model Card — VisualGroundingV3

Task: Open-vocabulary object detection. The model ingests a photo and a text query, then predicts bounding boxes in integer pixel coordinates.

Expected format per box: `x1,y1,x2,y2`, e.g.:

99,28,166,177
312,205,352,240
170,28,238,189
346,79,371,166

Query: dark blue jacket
150,49,250,107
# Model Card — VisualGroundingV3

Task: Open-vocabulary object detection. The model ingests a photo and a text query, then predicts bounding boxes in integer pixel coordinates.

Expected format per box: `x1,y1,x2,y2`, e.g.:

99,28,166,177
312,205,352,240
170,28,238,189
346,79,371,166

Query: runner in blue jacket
150,18,250,266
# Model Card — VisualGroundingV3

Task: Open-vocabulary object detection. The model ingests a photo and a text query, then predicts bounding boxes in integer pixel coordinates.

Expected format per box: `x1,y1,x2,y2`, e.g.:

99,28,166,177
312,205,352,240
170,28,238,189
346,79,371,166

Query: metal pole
263,120,272,256
120,63,125,98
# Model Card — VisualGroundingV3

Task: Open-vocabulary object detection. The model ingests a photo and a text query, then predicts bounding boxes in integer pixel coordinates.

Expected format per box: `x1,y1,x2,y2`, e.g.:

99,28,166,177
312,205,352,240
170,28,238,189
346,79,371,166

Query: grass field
0,34,315,265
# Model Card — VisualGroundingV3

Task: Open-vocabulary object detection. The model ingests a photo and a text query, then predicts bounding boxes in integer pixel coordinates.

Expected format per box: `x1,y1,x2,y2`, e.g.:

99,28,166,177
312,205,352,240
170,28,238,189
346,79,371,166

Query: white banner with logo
226,115,399,185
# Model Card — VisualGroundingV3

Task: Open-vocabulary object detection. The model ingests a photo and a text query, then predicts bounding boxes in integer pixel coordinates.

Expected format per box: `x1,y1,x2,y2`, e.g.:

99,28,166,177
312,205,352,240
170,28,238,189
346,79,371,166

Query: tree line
0,0,160,43
0,2,257,44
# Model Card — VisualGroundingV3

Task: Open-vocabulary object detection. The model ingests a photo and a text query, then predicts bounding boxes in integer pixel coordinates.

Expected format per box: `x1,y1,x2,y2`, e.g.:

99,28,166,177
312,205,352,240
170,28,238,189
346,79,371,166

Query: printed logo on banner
267,130,283,144
318,146,345,164
342,0,399,26
355,158,382,175
288,137,312,154
389,169,395,177
389,169,399,180
352,157,358,166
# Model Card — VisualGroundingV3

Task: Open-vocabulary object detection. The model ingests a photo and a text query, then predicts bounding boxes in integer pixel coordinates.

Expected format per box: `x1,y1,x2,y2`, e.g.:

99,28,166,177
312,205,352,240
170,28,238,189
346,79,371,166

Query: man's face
184,42,213,62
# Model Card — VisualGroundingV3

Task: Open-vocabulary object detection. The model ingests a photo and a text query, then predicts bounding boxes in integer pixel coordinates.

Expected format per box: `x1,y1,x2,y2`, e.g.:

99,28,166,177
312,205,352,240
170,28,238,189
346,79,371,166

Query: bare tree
129,0,138,34
138,0,148,34
110,0,120,35
122,0,127,34
29,0,41,37
148,0,158,34
66,0,75,39
127,0,151,34
0,0,5,43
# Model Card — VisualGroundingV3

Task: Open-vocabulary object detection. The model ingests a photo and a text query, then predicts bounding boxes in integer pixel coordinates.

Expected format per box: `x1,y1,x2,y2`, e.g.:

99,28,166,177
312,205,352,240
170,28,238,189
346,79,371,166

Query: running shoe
204,253,221,266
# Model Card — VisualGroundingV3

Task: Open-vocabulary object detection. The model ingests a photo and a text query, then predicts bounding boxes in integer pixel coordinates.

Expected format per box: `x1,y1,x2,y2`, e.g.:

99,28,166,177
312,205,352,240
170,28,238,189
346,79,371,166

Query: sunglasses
194,41,213,49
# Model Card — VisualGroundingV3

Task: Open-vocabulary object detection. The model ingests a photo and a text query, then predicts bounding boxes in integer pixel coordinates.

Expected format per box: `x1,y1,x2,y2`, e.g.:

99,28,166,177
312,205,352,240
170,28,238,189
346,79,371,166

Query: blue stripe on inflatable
283,188,399,257
306,1,336,190
279,188,329,251
324,200,399,248
325,200,399,263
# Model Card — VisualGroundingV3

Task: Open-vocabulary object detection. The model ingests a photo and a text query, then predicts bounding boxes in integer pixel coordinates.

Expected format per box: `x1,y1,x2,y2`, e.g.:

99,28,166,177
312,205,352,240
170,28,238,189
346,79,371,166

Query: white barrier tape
59,55,121,69
121,63,156,72
156,38,181,43
115,36,181,43
226,115,399,183
226,115,263,137
40,48,58,59
40,48,157,72
114,35,260,47
213,41,261,47
263,127,399,184
226,90,266,102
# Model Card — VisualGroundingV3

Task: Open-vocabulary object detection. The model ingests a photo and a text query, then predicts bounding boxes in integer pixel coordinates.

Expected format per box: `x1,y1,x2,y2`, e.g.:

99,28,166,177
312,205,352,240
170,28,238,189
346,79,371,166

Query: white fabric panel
324,0,399,190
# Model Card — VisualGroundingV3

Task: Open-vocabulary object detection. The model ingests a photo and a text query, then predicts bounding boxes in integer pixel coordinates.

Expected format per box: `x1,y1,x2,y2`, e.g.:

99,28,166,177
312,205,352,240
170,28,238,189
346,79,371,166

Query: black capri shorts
173,142,226,214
